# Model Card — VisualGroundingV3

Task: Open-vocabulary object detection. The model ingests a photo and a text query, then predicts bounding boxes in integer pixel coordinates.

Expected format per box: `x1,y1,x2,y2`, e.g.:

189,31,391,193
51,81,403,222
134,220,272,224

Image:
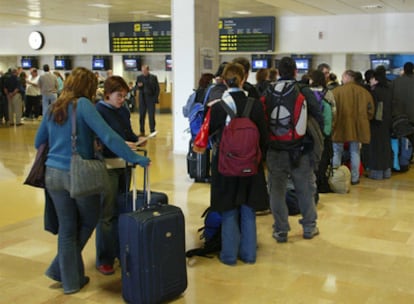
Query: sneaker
303,227,319,239
272,231,288,243
351,180,360,185
96,264,115,275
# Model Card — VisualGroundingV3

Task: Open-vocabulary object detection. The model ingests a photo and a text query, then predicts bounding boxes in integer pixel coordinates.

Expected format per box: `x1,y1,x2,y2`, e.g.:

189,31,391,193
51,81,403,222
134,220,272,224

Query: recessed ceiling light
129,10,149,15
154,14,170,19
361,4,384,9
88,3,112,9
232,10,251,15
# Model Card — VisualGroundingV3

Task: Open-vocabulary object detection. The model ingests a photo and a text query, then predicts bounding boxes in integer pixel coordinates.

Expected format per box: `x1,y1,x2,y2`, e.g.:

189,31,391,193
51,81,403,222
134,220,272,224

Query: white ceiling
1,0,414,28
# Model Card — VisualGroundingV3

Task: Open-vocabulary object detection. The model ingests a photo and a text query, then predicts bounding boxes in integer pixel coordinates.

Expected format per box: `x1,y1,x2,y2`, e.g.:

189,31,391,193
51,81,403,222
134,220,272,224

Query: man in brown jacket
332,70,374,184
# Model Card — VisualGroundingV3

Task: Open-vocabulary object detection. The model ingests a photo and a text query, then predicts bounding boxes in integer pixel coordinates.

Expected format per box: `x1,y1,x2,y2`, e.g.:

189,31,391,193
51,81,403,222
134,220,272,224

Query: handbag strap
71,102,78,155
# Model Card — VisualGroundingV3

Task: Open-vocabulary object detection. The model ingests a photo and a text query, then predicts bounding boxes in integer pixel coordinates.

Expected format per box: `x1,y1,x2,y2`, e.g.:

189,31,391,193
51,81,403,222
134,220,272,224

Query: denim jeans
266,150,317,234
41,93,57,117
45,167,100,294
220,204,256,265
95,168,130,266
333,141,360,183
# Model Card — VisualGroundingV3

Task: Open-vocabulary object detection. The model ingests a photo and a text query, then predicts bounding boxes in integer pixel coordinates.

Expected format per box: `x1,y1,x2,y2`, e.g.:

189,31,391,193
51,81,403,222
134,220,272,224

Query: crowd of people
189,57,414,266
3,56,413,292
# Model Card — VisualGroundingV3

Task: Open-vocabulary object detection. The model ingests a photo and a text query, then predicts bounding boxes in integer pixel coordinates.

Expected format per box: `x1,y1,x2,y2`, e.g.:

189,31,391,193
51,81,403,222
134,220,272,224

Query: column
171,0,219,154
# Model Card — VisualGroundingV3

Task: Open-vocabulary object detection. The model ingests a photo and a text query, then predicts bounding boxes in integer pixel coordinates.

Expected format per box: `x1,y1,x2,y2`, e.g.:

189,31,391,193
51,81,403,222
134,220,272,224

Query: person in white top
38,64,58,117
25,68,41,119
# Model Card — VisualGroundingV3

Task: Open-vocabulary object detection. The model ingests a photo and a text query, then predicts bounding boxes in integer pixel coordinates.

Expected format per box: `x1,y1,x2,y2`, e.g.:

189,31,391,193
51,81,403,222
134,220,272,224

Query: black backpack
185,207,222,258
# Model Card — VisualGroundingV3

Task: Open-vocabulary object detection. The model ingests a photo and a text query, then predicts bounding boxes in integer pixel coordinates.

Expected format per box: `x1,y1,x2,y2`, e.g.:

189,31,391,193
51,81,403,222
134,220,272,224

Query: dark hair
317,63,331,72
278,57,296,79
309,70,326,88
354,71,364,85
364,69,374,83
214,62,228,77
198,73,214,89
328,73,338,82
43,64,50,72
373,68,388,87
404,62,414,75
104,76,129,100
232,57,250,75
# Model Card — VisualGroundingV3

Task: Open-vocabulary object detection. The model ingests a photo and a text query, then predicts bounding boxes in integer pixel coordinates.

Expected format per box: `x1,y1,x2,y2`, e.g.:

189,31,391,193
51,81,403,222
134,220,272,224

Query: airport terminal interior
1,112,414,304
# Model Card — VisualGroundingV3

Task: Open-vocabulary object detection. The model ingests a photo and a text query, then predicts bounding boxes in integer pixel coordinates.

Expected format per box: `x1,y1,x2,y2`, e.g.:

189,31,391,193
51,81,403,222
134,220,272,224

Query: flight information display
219,16,275,52
109,21,171,53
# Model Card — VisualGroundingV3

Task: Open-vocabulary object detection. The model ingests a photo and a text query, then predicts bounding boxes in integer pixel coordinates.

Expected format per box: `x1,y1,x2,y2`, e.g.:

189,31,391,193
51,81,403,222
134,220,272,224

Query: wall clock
28,31,45,50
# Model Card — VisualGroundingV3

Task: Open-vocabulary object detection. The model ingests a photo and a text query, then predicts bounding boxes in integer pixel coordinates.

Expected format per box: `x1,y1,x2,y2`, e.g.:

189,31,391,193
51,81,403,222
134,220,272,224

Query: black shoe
351,180,360,185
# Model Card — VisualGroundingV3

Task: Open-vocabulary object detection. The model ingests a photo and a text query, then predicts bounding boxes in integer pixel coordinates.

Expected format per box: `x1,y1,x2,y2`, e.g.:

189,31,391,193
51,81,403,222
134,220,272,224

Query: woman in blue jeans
35,67,150,294
207,62,268,265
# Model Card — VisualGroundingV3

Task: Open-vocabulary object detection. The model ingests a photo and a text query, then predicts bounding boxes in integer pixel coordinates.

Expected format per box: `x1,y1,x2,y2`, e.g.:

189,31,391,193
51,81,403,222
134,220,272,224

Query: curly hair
49,67,98,124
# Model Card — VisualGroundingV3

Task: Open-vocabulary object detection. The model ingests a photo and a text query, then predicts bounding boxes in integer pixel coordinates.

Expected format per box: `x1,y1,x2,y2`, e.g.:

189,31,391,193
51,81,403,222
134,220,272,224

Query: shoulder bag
69,103,109,198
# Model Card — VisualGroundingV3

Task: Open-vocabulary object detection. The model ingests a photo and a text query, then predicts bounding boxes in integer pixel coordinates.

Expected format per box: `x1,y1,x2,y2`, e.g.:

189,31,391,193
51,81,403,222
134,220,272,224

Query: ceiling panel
0,0,413,28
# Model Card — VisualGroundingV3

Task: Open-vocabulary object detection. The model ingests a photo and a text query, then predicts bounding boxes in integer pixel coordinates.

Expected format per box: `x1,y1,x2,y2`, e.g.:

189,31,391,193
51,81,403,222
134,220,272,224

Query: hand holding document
136,131,157,146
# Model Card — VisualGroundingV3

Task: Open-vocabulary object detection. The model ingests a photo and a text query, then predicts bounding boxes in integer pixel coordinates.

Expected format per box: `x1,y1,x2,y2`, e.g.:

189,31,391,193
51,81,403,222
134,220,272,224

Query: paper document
136,131,158,146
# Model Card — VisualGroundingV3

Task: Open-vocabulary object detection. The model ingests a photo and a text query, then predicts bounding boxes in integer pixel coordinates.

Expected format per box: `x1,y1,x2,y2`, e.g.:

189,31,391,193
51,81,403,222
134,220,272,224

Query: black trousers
139,96,156,133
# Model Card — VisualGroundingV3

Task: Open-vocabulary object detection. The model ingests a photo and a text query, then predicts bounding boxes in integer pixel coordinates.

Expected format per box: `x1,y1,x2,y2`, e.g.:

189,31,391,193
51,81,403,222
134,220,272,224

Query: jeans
45,167,100,294
95,168,130,266
266,150,317,234
333,141,360,183
220,204,256,265
42,93,57,117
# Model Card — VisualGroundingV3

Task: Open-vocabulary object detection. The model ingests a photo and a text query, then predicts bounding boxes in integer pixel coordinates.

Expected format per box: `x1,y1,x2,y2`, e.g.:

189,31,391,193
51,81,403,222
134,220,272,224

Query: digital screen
21,59,32,69
109,21,171,53
371,59,391,70
219,17,275,52
252,59,269,69
93,59,104,69
295,59,310,70
124,59,137,69
165,55,172,71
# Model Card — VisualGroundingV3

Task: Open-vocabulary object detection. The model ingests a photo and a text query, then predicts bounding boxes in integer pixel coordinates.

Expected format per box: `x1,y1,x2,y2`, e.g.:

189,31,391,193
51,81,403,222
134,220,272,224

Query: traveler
94,76,144,275
208,63,268,265
135,65,160,135
34,67,150,295
332,70,375,185
3,68,23,126
38,64,58,117
265,57,323,243
25,68,41,119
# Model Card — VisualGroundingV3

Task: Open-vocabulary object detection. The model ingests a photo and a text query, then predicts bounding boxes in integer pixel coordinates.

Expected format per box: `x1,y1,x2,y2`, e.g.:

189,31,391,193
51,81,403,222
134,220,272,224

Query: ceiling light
129,10,149,15
232,10,251,15
154,14,170,19
361,4,384,9
88,3,112,9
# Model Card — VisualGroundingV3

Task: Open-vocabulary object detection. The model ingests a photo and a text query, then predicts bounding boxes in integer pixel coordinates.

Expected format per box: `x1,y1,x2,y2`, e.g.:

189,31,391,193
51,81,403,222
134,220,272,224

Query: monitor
165,55,172,71
21,57,38,70
371,58,391,70
251,55,272,72
92,56,111,71
295,58,310,71
54,57,72,70
122,55,141,71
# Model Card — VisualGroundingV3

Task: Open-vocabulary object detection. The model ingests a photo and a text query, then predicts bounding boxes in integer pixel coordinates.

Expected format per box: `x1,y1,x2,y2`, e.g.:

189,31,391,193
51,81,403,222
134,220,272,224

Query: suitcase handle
130,148,151,211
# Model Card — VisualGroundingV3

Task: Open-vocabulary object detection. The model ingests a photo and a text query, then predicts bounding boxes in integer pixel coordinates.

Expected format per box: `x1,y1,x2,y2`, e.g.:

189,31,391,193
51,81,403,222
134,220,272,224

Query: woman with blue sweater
34,67,150,294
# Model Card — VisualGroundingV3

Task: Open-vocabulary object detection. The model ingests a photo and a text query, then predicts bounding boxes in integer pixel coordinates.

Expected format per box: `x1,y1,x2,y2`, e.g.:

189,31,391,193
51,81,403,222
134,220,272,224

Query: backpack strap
242,97,255,118
220,99,236,119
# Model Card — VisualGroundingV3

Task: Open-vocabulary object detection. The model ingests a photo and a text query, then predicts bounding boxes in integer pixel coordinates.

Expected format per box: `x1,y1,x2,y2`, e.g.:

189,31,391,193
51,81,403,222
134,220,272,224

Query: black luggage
118,165,187,304
186,139,210,182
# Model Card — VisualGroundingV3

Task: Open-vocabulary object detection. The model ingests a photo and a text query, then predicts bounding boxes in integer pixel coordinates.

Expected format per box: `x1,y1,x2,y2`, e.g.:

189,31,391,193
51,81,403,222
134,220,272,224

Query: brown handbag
24,143,49,188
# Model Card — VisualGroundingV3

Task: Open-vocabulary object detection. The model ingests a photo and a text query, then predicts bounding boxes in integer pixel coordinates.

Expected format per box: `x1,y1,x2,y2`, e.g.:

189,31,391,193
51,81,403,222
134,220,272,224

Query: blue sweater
35,97,148,171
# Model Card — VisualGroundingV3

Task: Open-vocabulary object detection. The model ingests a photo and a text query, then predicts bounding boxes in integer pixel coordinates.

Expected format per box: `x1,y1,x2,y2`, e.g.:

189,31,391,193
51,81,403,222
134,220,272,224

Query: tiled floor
1,113,414,303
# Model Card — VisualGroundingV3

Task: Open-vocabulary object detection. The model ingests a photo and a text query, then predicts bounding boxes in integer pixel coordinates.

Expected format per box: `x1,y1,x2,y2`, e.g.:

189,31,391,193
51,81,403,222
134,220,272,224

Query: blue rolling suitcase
118,166,187,304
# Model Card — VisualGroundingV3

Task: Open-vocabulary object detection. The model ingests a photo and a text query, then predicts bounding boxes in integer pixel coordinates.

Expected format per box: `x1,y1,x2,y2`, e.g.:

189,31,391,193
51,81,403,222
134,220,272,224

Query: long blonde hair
49,67,98,124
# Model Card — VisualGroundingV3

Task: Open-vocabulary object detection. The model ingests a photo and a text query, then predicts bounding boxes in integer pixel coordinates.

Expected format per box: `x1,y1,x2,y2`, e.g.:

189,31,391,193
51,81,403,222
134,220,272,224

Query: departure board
219,17,275,52
109,21,171,53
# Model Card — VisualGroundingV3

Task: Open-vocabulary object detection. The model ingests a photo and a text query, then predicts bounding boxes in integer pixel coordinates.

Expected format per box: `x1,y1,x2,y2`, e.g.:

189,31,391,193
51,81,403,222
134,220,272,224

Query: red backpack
218,98,262,177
